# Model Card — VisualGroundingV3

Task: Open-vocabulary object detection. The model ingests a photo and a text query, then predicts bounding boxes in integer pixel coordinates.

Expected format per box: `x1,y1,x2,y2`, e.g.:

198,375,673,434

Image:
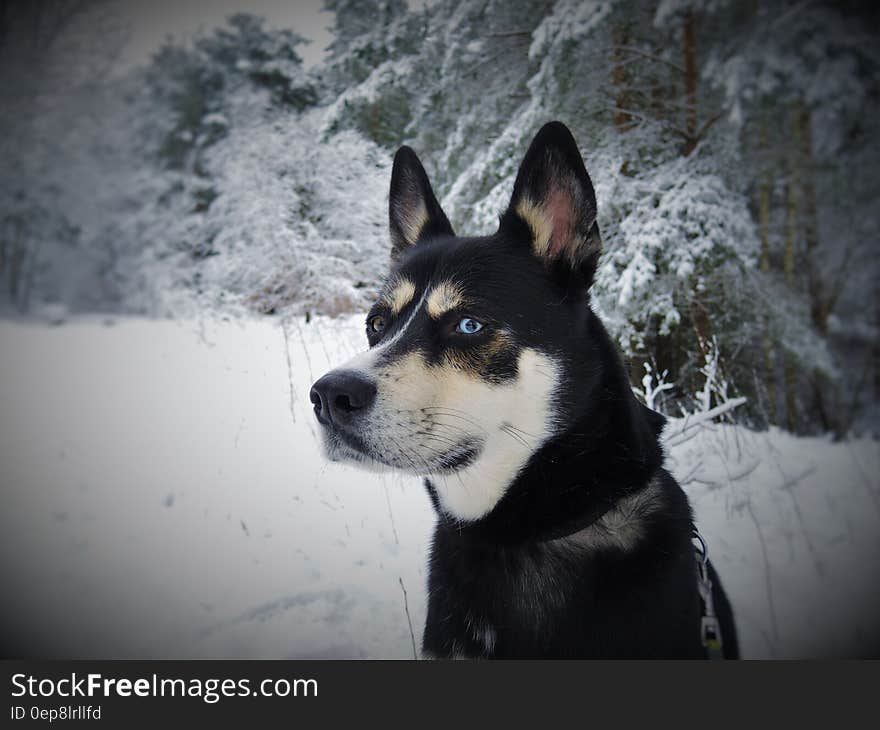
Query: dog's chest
427,533,587,657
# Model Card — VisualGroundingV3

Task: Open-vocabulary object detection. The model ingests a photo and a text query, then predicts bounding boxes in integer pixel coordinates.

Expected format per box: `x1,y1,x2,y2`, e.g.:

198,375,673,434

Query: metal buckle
693,529,724,658
701,616,720,643
702,616,724,658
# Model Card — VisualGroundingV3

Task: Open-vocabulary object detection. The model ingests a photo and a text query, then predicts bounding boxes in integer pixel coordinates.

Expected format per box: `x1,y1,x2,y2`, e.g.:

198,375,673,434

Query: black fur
388,145,455,261
418,297,739,658
314,121,739,659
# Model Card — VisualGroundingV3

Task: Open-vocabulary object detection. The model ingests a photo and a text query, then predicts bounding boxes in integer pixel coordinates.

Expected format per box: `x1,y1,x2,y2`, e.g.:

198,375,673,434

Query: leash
692,530,725,660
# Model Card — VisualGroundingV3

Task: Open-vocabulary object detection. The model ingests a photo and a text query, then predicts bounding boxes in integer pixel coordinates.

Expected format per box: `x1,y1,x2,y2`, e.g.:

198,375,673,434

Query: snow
0,316,429,659
1,316,878,658
122,106,394,319
670,423,880,657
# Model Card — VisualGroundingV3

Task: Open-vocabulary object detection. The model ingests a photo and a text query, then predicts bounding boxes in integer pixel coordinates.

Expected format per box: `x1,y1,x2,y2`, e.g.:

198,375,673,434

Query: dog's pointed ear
389,146,454,262
500,122,602,285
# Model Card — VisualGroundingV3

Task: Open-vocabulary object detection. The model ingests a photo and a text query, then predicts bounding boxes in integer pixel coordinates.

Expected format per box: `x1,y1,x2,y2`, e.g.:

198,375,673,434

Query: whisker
422,407,487,433
385,435,429,474
500,425,531,449
504,423,540,439
422,420,472,439
416,431,462,448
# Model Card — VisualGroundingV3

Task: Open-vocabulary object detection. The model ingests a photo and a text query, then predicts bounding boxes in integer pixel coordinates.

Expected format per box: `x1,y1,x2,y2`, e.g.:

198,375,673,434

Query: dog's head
310,122,610,521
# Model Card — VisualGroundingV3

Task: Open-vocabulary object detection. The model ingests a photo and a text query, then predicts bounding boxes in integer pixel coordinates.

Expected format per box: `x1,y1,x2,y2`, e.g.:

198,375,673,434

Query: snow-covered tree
2,0,875,433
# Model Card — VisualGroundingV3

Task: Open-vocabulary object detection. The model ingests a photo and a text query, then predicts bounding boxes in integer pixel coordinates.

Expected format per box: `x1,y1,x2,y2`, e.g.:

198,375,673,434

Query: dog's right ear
389,146,454,262
499,121,601,286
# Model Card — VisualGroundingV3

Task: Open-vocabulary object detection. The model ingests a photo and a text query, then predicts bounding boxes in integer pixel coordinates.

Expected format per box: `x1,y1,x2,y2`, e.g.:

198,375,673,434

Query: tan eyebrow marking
385,277,417,314
426,280,465,319
441,329,513,376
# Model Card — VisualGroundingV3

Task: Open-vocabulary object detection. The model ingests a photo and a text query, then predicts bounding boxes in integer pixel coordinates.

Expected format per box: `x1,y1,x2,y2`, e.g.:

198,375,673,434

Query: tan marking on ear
399,200,429,247
386,277,417,315
516,198,553,258
426,280,465,319
516,194,588,264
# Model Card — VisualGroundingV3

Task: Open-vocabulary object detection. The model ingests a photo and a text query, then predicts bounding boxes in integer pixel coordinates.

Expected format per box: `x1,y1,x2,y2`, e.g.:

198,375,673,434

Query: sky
118,0,334,69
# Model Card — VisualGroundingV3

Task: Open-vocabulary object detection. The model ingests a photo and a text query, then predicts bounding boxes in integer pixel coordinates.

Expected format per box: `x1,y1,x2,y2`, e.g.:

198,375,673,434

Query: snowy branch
665,397,748,448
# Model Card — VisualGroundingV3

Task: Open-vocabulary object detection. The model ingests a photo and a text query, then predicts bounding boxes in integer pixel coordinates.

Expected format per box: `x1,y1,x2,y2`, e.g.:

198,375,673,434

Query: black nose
310,370,377,427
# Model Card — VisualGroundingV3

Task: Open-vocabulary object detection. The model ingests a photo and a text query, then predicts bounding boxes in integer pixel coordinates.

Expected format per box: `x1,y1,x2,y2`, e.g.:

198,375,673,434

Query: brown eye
368,315,386,334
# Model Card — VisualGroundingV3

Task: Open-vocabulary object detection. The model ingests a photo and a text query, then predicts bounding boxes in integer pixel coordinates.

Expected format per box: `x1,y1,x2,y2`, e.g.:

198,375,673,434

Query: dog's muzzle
310,370,377,428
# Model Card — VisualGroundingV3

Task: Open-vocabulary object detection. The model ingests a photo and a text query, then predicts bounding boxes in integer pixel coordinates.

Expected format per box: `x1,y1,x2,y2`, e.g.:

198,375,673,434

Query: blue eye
456,317,484,334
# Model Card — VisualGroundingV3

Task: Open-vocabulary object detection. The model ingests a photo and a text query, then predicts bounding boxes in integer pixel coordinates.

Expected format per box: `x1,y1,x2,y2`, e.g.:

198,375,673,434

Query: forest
1,0,878,435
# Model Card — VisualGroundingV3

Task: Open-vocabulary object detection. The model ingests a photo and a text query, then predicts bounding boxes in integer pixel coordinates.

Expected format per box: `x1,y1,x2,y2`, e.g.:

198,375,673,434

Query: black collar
426,477,634,546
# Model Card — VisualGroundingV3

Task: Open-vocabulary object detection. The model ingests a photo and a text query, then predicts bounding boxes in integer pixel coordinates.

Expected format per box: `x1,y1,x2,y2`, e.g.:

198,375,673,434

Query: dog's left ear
500,122,602,285
389,146,455,262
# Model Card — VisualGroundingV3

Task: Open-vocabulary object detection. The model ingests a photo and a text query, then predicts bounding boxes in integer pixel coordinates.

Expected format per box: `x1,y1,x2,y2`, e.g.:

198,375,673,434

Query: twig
692,109,725,143
665,109,725,146
774,464,825,576
665,424,708,448
694,458,761,489
776,466,818,492
825,244,855,322
462,49,513,77
846,442,880,518
312,318,333,368
384,483,400,546
281,320,297,424
292,315,314,383
745,499,779,641
726,458,761,483
487,29,533,38
678,459,703,486
768,0,816,30
610,44,686,75
602,105,652,127
665,397,747,446
399,577,418,660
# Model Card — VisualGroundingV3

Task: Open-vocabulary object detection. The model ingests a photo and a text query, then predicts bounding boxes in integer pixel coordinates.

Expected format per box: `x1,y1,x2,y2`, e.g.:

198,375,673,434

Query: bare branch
824,242,856,316
768,0,817,31
610,44,686,75
665,397,748,447
461,48,514,77
693,109,725,142
486,29,532,39
399,577,418,660
602,105,652,127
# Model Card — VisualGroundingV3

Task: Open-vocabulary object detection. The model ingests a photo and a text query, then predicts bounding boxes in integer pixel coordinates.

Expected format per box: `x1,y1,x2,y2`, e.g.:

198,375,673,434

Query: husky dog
310,122,738,659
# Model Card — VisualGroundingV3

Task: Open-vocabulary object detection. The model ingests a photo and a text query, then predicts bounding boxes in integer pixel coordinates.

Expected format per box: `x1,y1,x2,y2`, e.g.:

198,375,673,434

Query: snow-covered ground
0,316,878,658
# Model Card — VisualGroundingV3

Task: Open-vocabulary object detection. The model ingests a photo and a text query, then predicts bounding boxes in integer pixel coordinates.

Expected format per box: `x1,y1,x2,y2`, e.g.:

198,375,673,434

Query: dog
310,121,739,659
